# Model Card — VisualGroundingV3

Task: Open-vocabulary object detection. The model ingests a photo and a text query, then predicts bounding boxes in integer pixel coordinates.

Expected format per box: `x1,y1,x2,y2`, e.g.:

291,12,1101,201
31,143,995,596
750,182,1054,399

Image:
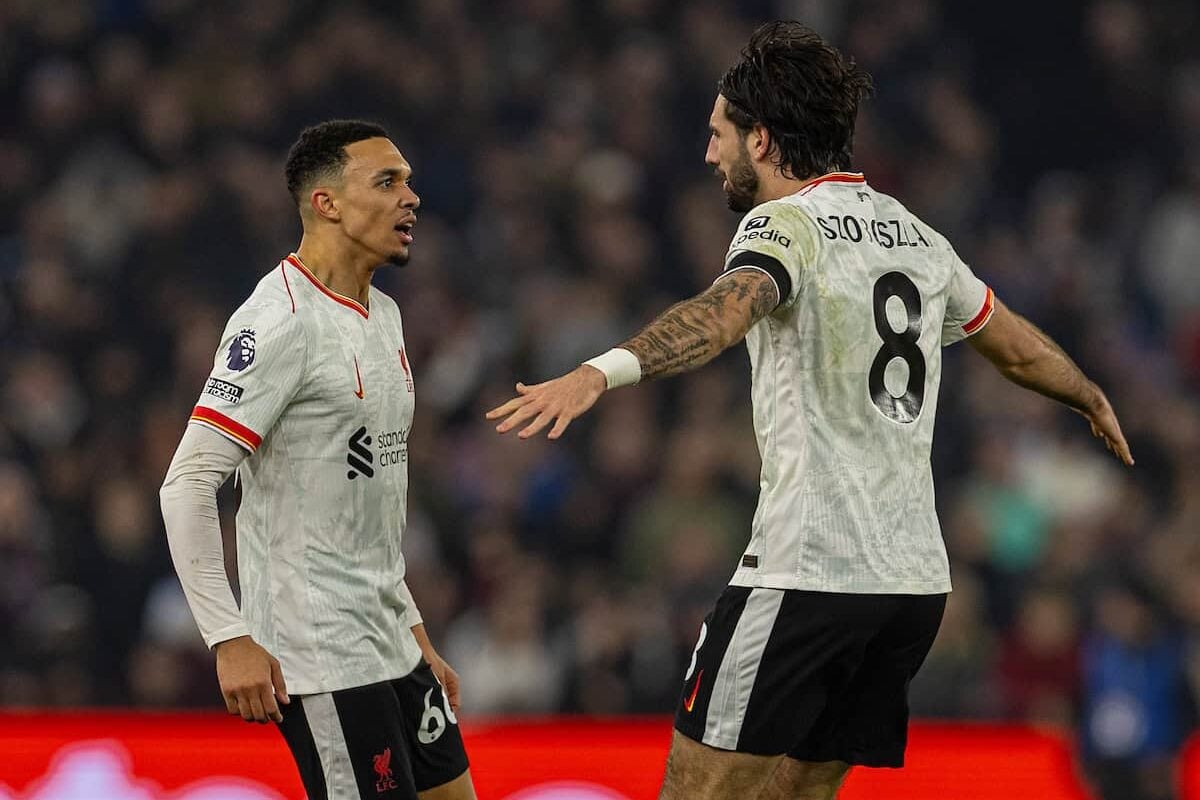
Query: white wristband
583,347,642,390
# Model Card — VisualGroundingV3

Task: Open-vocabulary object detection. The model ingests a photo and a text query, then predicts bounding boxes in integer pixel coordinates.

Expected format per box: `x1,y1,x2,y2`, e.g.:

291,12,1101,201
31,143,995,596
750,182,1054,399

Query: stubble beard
384,249,411,268
723,144,759,213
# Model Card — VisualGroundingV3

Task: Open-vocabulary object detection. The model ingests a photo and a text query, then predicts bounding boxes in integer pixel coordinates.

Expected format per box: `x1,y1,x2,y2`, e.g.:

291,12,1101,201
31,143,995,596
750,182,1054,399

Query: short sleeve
190,301,307,452
941,252,995,346
717,200,821,308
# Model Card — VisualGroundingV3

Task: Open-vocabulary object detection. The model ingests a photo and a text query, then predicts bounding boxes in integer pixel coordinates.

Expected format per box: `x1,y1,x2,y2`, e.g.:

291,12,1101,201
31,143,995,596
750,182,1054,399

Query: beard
723,144,759,213
384,249,411,267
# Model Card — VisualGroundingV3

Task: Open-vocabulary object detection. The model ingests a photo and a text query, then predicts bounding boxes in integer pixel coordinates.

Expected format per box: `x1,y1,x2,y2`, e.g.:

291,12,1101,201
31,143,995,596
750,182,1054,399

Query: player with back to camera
487,21,1133,800
160,120,476,800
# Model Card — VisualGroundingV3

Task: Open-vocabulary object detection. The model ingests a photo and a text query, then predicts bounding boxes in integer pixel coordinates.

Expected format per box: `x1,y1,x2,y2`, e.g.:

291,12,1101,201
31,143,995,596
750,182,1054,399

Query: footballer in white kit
673,171,984,759
488,22,1131,800
162,122,474,800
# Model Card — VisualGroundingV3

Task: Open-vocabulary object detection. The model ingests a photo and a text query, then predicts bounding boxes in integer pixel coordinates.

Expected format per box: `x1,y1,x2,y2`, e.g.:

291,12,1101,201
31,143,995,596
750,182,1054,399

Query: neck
757,167,845,203
295,233,375,308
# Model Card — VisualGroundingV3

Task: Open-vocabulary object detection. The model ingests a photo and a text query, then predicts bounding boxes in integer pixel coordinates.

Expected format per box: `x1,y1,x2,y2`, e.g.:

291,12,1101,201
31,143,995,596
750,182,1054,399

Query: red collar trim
799,172,866,195
285,254,369,319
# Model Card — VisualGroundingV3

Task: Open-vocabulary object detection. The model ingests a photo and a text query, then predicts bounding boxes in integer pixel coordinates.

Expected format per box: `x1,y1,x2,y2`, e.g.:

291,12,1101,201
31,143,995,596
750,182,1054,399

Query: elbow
720,318,752,352
997,351,1036,379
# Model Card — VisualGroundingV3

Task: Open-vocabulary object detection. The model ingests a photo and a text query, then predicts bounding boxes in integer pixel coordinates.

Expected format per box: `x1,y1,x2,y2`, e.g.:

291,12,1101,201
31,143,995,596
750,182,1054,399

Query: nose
401,186,420,210
704,137,720,167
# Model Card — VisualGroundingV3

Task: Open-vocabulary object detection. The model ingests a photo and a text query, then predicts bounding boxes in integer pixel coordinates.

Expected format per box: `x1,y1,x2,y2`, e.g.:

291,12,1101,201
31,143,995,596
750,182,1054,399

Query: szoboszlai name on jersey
815,215,932,249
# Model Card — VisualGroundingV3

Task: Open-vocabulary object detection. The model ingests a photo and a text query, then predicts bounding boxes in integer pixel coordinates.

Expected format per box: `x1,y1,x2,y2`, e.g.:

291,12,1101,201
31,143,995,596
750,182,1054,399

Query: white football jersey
190,254,423,694
719,173,993,594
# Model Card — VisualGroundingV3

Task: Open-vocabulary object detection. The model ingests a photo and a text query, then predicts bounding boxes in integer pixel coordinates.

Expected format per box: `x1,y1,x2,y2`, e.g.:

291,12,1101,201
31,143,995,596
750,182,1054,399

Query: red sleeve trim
190,405,262,452
963,286,995,335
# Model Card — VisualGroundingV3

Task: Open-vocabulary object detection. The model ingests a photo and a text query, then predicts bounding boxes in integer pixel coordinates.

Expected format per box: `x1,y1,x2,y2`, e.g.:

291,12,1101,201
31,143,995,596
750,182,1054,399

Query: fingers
485,394,530,421
519,409,557,439
442,666,461,713
262,686,283,723
1111,433,1134,466
223,681,283,723
270,658,290,706
1089,411,1135,466
248,693,268,724
495,402,543,434
548,414,573,440
234,693,252,721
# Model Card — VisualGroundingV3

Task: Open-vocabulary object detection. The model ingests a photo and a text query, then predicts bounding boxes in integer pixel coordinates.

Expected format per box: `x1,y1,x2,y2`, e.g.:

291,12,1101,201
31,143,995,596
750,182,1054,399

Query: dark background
1,2,1198,798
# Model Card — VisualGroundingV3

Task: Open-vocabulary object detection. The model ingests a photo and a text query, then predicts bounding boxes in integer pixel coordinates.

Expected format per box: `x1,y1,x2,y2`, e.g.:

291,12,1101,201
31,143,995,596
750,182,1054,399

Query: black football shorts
674,585,946,767
277,660,469,799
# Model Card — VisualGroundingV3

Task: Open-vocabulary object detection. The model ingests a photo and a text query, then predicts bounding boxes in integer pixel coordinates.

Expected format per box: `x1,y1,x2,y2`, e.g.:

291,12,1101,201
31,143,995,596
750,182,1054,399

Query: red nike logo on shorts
684,669,703,712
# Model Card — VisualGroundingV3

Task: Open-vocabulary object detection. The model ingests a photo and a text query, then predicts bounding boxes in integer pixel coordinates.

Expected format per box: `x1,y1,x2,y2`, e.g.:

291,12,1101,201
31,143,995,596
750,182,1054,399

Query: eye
380,177,394,188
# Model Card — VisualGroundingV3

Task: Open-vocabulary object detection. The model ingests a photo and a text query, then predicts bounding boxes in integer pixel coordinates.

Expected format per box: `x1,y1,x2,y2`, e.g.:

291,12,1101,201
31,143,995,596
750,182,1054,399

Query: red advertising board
0,713,1102,799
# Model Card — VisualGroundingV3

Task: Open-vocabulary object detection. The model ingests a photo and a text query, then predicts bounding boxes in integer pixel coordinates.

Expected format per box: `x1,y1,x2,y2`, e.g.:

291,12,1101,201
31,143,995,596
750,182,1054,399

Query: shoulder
728,198,823,266
736,197,818,232
368,285,401,315
223,265,306,340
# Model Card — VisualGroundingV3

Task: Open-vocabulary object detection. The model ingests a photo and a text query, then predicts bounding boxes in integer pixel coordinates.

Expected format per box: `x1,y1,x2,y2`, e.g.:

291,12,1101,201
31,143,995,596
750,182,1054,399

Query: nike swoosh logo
353,356,364,399
684,669,703,713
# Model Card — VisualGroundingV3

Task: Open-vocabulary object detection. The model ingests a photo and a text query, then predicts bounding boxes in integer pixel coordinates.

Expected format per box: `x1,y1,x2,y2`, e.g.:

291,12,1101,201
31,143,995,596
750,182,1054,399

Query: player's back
723,173,993,594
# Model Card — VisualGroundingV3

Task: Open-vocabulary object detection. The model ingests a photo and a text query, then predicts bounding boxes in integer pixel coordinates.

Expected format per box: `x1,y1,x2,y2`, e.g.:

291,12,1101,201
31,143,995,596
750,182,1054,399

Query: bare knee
418,768,476,800
758,758,850,800
660,730,781,800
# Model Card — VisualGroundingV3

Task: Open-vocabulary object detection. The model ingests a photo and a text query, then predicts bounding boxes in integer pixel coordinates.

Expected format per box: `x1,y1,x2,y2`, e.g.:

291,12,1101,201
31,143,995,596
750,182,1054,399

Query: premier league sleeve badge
226,329,256,371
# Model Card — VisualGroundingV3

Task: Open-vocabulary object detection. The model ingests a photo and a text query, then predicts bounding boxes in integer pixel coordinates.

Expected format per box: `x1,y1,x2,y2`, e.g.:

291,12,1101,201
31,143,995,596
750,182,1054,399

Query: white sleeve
941,252,995,345
159,422,250,649
190,299,307,453
717,199,822,308
397,578,423,628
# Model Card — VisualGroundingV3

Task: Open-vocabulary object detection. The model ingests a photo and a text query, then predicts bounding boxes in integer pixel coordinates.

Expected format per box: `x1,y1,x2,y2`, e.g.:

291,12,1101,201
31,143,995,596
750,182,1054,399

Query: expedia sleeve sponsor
721,200,821,308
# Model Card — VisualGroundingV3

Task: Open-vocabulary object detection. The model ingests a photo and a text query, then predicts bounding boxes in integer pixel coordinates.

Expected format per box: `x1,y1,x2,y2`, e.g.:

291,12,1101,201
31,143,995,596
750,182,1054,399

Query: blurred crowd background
1,1,1198,798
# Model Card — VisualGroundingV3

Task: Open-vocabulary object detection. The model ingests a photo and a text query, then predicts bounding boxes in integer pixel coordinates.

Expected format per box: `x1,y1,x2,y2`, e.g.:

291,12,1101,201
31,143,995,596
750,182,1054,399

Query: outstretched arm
620,268,781,380
968,298,1133,465
486,269,780,439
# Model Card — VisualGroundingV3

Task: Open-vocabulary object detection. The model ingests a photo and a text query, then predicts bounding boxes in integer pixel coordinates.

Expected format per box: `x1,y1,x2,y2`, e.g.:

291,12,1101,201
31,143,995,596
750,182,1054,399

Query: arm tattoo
620,270,781,381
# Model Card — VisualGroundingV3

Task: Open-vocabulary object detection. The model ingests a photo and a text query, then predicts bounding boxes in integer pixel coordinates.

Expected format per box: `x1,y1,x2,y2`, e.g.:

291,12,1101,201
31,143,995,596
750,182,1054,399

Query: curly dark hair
285,119,388,204
718,21,873,180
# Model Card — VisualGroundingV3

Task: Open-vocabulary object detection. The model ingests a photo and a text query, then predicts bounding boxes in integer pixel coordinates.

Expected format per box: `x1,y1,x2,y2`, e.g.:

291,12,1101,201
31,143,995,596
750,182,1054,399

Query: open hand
1078,389,1134,466
485,365,607,439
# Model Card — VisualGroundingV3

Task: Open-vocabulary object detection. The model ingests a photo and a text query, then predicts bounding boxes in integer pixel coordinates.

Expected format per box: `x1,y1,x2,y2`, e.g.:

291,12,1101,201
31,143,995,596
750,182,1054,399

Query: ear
749,123,772,162
309,188,340,222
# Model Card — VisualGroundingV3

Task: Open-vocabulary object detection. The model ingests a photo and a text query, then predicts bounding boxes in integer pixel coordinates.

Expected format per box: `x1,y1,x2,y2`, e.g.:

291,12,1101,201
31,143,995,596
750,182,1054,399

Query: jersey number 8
869,271,925,424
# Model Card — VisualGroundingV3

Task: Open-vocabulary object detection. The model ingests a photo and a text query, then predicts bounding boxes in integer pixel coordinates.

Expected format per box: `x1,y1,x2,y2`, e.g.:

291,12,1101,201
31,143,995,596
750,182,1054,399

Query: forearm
620,271,777,381
411,622,434,654
160,425,249,648
620,300,731,380
999,318,1100,412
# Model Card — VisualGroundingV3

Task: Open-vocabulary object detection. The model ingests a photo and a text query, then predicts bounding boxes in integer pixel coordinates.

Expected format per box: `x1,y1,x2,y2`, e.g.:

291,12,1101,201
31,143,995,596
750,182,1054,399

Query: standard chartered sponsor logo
376,427,409,466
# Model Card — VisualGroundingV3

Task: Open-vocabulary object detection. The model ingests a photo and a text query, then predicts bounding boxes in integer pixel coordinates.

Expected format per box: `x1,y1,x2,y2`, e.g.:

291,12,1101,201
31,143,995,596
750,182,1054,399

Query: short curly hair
718,22,873,180
284,119,388,204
